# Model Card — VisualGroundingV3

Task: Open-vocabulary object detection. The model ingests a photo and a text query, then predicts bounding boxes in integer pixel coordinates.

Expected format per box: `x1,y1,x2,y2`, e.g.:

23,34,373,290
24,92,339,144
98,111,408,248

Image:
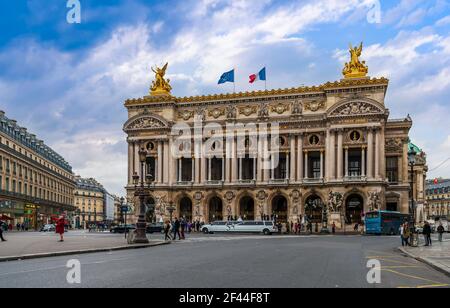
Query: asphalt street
0,234,448,288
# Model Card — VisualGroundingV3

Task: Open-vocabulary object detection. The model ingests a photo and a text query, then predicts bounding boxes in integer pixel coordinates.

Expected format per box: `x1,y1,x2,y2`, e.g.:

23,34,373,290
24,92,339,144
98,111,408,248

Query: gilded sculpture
150,63,172,96
343,42,368,79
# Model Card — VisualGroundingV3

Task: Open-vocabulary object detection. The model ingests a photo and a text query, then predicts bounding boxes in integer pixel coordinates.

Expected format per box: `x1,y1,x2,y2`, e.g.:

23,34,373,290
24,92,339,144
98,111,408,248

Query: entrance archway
272,195,288,223
209,196,223,222
145,197,156,223
304,195,323,224
345,194,364,224
179,197,193,221
239,196,255,220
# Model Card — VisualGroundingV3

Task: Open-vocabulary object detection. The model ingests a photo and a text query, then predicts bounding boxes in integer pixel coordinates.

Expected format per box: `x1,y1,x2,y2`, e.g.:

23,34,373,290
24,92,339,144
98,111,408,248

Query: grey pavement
0,230,166,261
0,234,449,288
400,234,450,277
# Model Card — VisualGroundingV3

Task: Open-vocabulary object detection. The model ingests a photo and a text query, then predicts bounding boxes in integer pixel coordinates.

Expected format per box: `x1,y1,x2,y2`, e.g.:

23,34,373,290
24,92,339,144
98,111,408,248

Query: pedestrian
354,223,359,232
423,221,432,247
332,222,336,235
56,216,65,242
437,223,445,243
16,223,20,231
180,218,186,240
172,218,181,240
164,220,172,241
0,220,6,242
21,223,25,231
403,223,410,247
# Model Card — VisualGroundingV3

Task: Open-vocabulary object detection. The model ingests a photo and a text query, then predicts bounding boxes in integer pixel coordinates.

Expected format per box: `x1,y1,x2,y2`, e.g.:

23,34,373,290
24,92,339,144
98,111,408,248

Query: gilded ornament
150,63,172,96
342,42,369,79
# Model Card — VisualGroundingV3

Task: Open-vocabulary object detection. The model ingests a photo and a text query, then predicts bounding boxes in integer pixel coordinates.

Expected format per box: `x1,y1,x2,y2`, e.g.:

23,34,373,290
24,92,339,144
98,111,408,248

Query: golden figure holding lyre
342,42,368,79
150,62,172,96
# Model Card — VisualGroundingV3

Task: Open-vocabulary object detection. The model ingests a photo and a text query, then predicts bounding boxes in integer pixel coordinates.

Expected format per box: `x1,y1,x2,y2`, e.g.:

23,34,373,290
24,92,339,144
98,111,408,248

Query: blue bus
365,211,410,235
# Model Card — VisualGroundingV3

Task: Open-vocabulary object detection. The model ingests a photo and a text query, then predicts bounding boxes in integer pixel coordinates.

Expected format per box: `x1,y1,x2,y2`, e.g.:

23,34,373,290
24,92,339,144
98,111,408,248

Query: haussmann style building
123,44,427,229
0,111,75,230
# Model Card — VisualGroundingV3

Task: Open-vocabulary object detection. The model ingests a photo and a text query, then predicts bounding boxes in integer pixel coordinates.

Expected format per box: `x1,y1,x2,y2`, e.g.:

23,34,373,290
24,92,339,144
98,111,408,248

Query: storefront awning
0,214,13,220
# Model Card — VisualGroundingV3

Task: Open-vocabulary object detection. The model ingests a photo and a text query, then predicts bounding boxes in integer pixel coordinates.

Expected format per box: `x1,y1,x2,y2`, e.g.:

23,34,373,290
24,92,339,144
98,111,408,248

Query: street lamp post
167,202,176,222
132,148,152,244
408,146,418,247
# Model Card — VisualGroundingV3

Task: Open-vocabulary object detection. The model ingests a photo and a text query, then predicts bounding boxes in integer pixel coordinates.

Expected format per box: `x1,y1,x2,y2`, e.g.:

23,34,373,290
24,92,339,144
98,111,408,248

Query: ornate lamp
408,145,418,246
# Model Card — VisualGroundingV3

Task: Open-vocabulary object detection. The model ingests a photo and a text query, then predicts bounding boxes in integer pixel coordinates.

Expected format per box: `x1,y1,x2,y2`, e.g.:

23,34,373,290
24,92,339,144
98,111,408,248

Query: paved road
0,235,448,288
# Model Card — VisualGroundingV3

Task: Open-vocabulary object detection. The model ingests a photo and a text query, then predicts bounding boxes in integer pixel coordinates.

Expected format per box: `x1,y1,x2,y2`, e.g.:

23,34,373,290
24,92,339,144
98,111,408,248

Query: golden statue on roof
150,63,172,96
343,42,368,79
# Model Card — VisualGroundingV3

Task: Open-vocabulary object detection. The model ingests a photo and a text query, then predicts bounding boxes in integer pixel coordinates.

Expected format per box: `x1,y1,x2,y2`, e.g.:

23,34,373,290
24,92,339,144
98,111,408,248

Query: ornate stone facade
123,67,426,228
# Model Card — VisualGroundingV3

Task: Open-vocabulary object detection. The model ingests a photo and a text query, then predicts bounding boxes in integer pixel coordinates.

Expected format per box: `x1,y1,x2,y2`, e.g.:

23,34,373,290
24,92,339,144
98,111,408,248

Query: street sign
121,206,130,213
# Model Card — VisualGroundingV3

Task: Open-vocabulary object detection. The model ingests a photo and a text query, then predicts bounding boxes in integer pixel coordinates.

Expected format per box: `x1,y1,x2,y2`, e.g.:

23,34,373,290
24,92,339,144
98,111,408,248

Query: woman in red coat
56,217,65,242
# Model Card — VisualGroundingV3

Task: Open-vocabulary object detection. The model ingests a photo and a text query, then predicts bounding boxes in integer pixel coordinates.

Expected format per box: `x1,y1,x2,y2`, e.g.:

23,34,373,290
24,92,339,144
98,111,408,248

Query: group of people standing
163,218,204,241
400,221,446,247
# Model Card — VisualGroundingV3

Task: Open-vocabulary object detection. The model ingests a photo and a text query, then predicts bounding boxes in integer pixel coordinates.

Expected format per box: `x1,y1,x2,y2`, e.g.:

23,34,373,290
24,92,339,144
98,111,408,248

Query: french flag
249,67,266,84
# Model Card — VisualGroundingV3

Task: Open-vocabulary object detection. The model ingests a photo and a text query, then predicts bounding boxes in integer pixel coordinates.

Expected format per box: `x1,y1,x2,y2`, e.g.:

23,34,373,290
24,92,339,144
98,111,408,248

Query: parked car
110,224,136,234
40,224,55,232
146,222,164,234
202,221,277,235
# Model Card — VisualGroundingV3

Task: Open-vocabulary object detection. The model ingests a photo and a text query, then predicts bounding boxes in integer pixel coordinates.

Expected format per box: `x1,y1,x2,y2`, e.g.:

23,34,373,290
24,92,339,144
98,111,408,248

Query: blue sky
0,0,449,195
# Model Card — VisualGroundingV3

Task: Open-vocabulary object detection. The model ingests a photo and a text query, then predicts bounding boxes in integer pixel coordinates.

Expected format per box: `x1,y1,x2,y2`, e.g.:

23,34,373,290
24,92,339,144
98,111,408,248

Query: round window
309,135,319,145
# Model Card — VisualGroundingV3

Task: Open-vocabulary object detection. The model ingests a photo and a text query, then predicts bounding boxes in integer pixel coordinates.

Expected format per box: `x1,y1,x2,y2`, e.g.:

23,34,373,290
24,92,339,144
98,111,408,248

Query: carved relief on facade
126,116,167,131
258,103,270,119
290,190,301,215
327,191,343,213
331,102,383,116
208,108,225,119
270,102,289,114
304,100,326,112
345,130,365,144
178,110,194,121
368,191,382,211
291,100,303,116
225,191,235,217
226,105,237,120
239,105,258,117
385,138,403,153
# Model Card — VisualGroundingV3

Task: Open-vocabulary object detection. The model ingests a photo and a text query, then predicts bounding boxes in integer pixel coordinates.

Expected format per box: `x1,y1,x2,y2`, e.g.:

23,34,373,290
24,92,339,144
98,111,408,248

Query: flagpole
264,65,267,91
234,67,236,93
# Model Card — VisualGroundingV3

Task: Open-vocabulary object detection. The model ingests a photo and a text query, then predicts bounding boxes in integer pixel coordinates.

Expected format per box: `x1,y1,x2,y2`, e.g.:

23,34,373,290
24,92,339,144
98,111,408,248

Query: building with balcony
425,179,450,220
73,176,109,227
0,111,75,230
123,46,427,228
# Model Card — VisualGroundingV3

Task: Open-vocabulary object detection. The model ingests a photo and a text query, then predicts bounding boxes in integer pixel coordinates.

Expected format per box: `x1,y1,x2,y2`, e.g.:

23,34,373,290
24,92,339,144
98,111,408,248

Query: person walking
437,223,445,243
172,218,181,241
164,220,172,241
0,220,6,242
332,222,336,235
56,216,65,242
423,221,432,247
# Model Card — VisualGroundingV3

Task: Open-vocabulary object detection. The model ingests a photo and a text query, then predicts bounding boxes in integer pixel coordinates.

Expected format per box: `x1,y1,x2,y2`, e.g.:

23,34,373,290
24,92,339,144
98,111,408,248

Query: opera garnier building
0,111,75,230
123,43,426,229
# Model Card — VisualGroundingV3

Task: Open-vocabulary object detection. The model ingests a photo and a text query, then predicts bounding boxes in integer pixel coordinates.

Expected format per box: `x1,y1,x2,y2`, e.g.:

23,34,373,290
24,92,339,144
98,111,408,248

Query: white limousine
201,221,277,235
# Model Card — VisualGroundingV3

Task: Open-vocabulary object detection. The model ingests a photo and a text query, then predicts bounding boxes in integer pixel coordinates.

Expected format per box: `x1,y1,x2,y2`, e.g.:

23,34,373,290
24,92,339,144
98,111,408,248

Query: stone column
257,137,263,182
134,142,140,178
231,137,238,182
304,151,309,179
297,135,303,181
239,158,243,181
191,156,195,182
263,138,270,182
270,153,275,180
290,135,296,181
163,140,169,184
367,129,374,179
345,147,349,178
253,158,257,180
320,150,324,179
222,158,225,181
380,127,386,179
157,141,163,183
329,130,336,180
361,146,366,177
201,142,207,183
286,153,290,180
178,159,182,182
169,137,177,185
337,130,344,180
375,129,380,179
128,142,133,185
195,141,201,184
325,129,330,179
208,158,212,181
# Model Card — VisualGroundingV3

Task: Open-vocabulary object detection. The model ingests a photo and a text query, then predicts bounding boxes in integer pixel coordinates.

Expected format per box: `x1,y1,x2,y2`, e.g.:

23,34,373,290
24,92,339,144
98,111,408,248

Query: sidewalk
0,231,169,262
399,236,450,277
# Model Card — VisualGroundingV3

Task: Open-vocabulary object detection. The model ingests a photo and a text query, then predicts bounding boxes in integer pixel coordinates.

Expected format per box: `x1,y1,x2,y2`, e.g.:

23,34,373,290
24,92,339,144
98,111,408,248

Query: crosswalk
172,234,326,243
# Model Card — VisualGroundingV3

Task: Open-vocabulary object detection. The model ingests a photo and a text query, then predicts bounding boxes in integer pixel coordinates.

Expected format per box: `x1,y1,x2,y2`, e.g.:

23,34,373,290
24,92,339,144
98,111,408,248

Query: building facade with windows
123,47,426,229
73,176,108,227
0,111,75,230
425,179,450,219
